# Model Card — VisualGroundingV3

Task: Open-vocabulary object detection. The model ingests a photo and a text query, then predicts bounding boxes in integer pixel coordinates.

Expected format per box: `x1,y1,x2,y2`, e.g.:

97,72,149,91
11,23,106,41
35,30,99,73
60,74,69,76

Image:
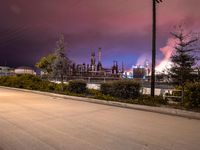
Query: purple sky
0,0,200,69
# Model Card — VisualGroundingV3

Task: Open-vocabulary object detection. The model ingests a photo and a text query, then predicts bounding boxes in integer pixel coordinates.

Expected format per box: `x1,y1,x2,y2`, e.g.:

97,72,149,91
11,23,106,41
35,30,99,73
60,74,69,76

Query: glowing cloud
136,54,150,66
155,38,177,73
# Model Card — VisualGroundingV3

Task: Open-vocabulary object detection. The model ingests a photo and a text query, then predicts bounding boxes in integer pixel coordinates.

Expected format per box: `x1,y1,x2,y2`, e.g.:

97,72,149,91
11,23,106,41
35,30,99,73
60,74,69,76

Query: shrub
184,82,200,109
54,83,68,92
137,95,167,106
68,80,87,94
0,76,18,87
40,81,56,92
55,84,63,92
0,74,53,91
101,80,141,99
17,74,43,90
87,89,116,101
100,82,113,95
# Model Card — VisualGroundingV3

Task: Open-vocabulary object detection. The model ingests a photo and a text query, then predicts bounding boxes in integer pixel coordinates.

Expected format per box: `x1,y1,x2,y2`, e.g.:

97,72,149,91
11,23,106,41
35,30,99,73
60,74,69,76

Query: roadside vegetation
0,74,199,111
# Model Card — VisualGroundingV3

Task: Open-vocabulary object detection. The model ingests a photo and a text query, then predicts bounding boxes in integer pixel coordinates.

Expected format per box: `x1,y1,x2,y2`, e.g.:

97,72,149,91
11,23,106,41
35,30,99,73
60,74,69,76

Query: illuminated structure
97,48,103,71
90,50,96,71
70,48,123,77
0,66,14,76
15,66,36,75
132,65,146,79
123,62,150,80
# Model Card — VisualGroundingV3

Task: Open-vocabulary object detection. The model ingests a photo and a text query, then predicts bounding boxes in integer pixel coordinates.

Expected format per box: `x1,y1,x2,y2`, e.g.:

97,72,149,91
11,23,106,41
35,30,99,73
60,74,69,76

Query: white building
14,66,36,75
0,66,14,76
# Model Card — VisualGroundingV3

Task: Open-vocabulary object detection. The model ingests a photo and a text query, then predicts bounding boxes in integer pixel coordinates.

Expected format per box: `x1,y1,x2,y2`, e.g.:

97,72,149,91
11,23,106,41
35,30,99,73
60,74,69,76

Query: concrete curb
1,86,200,120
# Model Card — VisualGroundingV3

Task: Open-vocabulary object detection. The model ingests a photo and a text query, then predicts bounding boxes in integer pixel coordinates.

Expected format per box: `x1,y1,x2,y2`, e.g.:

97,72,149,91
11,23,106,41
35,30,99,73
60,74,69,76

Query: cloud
0,0,200,68
10,4,21,15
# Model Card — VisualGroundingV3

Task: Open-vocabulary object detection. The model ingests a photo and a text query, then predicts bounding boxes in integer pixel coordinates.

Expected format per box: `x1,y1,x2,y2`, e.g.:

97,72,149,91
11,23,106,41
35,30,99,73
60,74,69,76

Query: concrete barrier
1,86,200,120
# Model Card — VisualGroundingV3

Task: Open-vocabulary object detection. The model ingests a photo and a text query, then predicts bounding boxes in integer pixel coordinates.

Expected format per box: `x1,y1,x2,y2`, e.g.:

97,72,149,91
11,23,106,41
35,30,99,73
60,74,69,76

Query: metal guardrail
163,90,183,101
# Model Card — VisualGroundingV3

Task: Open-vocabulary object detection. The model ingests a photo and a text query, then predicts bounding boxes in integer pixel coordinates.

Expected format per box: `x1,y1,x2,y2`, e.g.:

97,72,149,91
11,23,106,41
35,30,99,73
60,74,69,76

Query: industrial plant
68,48,124,78
0,48,153,81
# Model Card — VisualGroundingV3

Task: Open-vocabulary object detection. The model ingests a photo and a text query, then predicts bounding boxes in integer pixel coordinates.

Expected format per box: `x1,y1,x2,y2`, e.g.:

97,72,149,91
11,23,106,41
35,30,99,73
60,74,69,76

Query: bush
101,80,141,99
40,81,56,92
184,82,200,109
137,95,167,106
87,89,116,101
17,74,43,90
68,80,87,94
54,83,68,92
0,76,19,87
100,82,113,95
0,74,54,91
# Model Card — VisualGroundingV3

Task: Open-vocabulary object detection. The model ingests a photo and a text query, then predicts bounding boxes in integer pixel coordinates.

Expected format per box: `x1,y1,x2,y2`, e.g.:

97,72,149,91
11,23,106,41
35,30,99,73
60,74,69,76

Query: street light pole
151,0,163,97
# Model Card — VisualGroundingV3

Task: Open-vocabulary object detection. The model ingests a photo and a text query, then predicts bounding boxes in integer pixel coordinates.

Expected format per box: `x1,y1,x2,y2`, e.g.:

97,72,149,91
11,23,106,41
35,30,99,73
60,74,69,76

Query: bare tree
52,34,71,91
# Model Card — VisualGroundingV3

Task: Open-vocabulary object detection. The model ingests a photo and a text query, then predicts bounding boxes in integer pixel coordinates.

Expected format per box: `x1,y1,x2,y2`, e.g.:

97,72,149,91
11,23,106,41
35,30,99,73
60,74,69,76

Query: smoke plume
155,38,177,73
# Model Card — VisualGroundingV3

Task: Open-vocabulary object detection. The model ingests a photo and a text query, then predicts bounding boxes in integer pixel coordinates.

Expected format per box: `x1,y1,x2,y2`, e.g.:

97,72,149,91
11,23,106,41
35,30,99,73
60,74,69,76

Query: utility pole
151,0,163,97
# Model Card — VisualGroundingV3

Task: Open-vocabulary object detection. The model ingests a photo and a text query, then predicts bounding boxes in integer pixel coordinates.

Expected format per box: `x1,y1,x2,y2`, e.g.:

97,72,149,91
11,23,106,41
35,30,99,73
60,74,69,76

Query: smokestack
113,61,116,66
98,47,102,63
91,49,95,66
122,61,124,73
91,49,95,57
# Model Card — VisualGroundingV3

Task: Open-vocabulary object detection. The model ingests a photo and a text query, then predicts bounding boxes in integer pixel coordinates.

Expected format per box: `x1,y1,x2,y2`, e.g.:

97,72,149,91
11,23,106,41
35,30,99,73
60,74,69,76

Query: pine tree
169,25,199,103
52,34,71,91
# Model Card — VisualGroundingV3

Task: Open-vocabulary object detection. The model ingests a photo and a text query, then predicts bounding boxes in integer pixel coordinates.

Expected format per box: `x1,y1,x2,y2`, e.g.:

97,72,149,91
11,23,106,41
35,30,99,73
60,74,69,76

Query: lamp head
155,0,163,3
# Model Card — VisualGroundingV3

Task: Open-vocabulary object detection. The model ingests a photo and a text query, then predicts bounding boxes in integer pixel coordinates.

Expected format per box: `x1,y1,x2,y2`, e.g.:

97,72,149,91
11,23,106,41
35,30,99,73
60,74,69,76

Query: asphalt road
0,88,200,150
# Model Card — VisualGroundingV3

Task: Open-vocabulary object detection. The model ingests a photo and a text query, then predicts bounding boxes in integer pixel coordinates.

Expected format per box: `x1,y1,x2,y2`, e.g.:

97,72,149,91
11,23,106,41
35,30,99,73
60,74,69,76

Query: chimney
98,47,102,63
91,49,95,66
122,61,124,73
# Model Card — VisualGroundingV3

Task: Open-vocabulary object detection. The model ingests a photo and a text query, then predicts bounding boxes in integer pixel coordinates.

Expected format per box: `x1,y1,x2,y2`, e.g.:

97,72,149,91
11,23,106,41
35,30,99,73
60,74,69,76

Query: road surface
0,87,200,150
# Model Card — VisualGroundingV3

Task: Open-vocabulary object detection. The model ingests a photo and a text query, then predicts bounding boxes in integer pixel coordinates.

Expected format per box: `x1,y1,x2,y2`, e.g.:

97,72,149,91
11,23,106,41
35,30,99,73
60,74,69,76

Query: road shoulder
1,86,200,120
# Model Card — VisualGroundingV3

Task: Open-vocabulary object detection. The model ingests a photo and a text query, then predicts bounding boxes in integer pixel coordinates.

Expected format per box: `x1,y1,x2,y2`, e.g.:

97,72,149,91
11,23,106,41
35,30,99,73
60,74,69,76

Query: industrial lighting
156,0,163,3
